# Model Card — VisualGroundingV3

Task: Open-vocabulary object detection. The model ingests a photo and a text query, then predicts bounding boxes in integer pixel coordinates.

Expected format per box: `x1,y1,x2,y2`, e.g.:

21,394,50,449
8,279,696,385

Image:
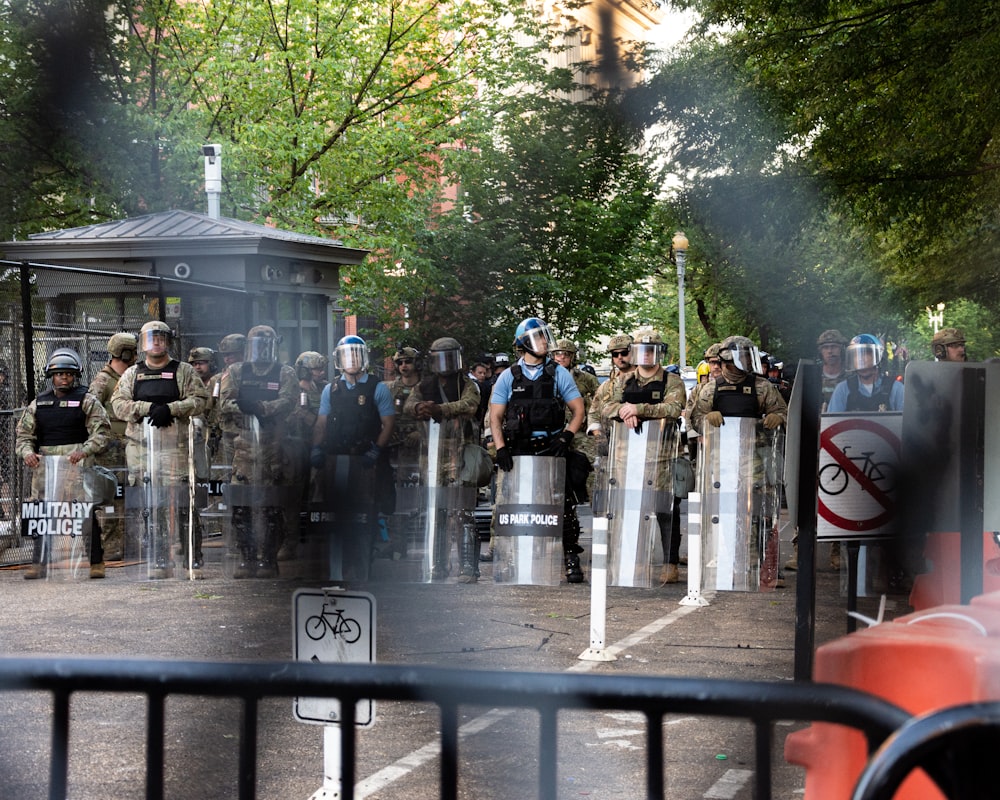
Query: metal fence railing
0,656,916,800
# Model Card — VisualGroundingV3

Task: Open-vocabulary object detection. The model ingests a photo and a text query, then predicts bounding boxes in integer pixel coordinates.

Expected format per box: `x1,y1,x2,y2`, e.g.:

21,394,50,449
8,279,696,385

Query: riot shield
123,424,197,580
409,418,477,582
20,455,99,581
700,419,784,592
222,415,287,579
606,418,678,588
492,456,565,585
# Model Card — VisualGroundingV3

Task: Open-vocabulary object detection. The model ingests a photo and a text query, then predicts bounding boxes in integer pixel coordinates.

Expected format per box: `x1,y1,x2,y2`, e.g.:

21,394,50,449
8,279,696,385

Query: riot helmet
45,348,83,384
513,317,555,357
719,335,762,375
631,329,667,368
334,335,368,372
492,352,511,369
428,337,463,375
245,325,280,365
107,332,138,365
845,334,884,372
138,320,172,355
696,360,711,382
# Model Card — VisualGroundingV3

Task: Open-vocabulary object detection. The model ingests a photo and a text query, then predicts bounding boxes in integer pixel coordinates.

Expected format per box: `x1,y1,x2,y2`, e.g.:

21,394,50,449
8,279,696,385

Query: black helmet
45,348,83,378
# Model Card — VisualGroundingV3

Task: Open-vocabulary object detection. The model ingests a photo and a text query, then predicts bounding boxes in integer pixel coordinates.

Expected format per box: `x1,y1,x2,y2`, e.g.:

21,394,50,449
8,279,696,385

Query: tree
631,0,1000,357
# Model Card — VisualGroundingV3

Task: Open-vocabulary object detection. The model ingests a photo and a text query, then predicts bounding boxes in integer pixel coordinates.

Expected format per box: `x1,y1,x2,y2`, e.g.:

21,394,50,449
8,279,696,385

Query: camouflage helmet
428,336,463,375
188,347,215,365
607,334,633,353
704,343,722,360
932,327,965,359
138,320,171,354
816,329,848,349
245,325,280,364
295,350,328,380
393,346,420,364
107,332,138,364
554,339,578,353
631,329,666,367
719,335,762,374
217,333,247,356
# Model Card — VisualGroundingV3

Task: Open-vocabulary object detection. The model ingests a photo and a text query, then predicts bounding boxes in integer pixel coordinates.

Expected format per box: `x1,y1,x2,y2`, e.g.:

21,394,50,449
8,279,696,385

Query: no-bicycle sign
817,412,902,541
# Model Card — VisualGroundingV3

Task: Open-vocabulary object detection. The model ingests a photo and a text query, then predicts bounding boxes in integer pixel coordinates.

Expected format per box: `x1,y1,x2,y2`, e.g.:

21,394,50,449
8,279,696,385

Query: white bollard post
308,724,341,799
680,492,710,607
578,515,616,661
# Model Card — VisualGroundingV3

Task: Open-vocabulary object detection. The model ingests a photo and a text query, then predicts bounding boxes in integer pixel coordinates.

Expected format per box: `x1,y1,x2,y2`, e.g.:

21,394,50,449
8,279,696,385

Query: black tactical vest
324,378,380,455
34,386,90,447
503,361,565,441
622,373,666,405
845,374,894,412
133,360,181,405
712,374,759,418
238,362,282,406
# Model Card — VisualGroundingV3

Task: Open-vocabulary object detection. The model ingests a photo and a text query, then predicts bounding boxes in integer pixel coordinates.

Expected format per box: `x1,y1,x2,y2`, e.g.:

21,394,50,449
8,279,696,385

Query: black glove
148,403,174,428
361,443,382,468
495,446,514,472
549,430,575,458
236,396,262,417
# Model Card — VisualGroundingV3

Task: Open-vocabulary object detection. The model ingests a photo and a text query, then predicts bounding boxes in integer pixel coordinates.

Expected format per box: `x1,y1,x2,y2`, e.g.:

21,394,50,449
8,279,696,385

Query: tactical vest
622,372,666,405
238,362,282,406
503,361,565,441
711,374,759,418
418,373,464,405
324,378,380,455
133,359,181,405
34,386,89,447
845,375,894,412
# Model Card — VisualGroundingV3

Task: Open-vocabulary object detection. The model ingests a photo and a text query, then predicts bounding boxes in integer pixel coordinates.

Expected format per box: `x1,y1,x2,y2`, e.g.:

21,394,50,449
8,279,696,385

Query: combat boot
659,563,679,584
89,562,106,579
565,554,584,584
457,523,478,584
23,563,46,580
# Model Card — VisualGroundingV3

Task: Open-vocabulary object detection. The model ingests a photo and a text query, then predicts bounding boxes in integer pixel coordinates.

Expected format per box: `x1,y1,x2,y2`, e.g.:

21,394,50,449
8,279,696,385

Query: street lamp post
671,231,689,369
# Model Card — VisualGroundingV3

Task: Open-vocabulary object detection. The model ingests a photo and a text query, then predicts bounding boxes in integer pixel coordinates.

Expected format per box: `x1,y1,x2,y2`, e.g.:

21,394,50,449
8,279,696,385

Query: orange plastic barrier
909,531,1000,611
784,592,1000,800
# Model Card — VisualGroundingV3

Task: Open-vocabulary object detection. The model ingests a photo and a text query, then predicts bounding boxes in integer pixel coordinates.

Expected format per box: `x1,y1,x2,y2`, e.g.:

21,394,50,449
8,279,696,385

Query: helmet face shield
726,342,762,374
335,341,368,372
846,342,882,371
631,342,664,367
139,329,170,355
246,335,277,364
428,349,462,375
516,320,555,356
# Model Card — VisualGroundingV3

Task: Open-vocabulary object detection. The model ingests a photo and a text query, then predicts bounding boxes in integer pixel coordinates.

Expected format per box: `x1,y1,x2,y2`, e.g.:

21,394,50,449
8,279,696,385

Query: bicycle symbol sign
293,588,376,726
818,414,902,540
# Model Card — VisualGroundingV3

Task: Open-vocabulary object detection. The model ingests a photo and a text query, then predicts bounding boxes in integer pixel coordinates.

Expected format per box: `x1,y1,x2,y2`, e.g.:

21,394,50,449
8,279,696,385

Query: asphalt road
0,520,901,800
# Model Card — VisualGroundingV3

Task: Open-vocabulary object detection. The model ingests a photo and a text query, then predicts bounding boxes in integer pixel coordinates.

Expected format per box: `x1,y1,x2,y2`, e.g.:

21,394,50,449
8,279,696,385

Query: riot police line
11,322,787,595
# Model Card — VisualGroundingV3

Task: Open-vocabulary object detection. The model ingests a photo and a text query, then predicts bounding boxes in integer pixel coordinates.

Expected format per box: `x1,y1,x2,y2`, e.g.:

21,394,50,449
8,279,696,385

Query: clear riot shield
387,431,423,567
606,418,678,588
408,418,477,582
20,456,99,581
222,416,286,579
492,455,565,585
700,419,784,592
123,424,195,580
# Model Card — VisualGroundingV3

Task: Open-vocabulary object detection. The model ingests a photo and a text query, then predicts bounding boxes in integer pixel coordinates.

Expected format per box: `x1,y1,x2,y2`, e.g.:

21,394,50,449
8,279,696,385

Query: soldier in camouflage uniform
213,333,246,467
281,350,328,560
218,326,297,578
552,338,599,503
87,332,138,561
600,330,688,583
111,321,208,577
585,334,635,452
384,346,422,560
16,349,110,579
404,337,482,581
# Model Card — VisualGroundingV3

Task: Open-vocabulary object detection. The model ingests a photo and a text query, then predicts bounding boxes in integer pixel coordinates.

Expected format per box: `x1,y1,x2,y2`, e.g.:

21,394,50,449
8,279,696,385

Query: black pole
794,360,821,681
20,262,35,403
959,366,985,603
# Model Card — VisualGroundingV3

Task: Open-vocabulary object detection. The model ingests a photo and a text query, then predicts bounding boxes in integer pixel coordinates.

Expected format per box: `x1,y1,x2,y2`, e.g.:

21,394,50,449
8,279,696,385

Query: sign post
294,587,376,800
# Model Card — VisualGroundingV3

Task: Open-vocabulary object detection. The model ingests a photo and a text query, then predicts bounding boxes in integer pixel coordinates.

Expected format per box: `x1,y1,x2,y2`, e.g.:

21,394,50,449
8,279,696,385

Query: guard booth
0,209,369,570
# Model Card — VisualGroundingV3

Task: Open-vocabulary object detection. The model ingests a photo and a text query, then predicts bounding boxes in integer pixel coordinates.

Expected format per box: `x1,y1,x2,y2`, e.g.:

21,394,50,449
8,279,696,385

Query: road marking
704,768,753,799
354,602,705,797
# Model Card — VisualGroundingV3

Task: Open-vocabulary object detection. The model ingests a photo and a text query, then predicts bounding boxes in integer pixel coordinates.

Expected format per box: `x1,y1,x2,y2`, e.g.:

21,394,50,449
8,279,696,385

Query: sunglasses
708,359,721,366
394,358,414,366
610,349,630,358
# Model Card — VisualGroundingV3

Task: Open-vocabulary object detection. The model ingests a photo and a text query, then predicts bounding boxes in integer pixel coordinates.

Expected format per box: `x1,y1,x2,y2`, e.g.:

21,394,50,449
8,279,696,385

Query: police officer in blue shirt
489,317,587,582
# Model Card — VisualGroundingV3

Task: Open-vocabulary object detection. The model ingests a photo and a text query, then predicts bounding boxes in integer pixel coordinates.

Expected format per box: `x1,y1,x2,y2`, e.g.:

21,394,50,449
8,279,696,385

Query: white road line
354,602,705,797
704,768,753,799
